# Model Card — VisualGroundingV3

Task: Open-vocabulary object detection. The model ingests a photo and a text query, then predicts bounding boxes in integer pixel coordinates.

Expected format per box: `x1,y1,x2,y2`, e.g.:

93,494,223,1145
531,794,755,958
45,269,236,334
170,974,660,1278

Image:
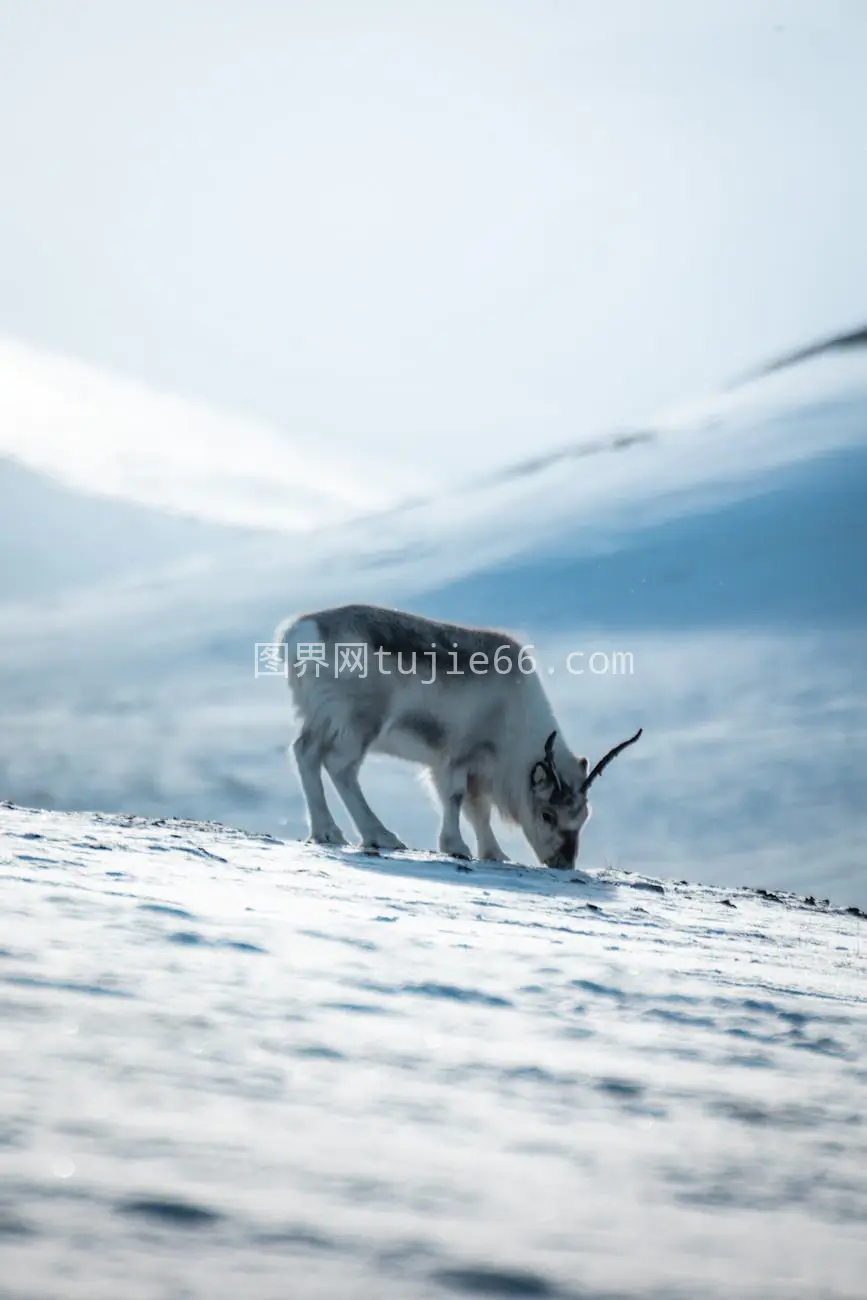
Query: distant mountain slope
0,457,265,601
419,443,867,632
749,320,867,379
0,333,865,906
0,337,419,532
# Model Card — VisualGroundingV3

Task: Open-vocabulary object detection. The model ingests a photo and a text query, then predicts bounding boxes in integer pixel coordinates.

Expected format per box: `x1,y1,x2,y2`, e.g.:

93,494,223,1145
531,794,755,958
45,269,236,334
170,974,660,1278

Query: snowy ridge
0,337,419,534
1,802,865,1299
4,346,867,646
0,343,865,905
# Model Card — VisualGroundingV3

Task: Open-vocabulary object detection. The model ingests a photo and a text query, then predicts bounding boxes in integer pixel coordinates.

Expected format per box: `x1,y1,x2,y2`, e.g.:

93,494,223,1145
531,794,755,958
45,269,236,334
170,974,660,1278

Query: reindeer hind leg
323,712,406,853
293,728,347,845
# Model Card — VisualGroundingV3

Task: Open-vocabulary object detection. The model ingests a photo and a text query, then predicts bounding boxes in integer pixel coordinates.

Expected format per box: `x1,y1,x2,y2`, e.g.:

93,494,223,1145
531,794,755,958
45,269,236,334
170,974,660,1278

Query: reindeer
276,603,641,868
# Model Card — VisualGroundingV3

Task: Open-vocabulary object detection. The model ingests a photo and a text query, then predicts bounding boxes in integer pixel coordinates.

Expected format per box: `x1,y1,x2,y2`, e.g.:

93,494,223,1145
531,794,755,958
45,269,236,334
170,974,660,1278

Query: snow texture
1,802,866,1299
0,346,865,907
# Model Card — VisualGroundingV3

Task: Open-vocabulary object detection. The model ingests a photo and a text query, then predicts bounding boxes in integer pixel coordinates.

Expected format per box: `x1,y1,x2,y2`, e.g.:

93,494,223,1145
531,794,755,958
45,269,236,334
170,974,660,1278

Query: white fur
276,604,606,866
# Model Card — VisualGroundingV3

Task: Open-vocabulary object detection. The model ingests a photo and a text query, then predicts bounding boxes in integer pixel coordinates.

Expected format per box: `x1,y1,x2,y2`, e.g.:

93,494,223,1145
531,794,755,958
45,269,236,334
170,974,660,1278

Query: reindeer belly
371,710,448,766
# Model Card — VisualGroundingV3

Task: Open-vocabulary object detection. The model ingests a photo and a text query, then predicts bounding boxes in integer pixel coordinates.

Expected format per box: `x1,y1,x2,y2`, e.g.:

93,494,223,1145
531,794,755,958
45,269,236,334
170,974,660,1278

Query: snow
1,802,865,1299
0,338,420,533
0,344,864,907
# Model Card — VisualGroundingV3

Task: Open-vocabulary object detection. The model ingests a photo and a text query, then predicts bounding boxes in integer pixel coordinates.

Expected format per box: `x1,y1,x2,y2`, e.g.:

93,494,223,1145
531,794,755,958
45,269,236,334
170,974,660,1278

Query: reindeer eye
541,809,557,827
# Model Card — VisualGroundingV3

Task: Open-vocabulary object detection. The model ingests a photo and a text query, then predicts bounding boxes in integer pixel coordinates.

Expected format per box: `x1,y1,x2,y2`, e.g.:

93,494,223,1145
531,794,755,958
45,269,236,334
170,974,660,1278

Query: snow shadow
316,845,625,901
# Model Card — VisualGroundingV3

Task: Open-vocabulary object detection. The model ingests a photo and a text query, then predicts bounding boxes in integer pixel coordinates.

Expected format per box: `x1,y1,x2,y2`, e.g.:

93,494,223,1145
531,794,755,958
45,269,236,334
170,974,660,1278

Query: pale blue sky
1,0,866,477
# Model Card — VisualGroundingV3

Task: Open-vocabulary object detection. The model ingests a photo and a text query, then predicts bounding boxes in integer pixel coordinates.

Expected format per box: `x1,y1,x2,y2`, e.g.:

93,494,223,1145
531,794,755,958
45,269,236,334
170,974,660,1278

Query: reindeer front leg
465,792,507,862
432,767,473,860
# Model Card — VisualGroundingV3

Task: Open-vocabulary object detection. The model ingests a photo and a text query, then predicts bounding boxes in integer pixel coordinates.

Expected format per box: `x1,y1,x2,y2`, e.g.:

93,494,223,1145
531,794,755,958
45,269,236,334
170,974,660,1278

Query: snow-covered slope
0,338,420,533
0,339,865,905
0,457,273,602
1,803,865,1300
0,336,429,614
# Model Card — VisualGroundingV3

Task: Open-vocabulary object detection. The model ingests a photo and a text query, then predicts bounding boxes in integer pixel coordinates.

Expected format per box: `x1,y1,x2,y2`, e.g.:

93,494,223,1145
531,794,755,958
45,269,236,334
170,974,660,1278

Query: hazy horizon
2,0,866,480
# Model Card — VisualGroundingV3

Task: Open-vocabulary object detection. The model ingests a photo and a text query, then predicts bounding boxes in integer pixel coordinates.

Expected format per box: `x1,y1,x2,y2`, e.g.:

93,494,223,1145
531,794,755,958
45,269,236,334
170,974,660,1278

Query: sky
1,0,866,484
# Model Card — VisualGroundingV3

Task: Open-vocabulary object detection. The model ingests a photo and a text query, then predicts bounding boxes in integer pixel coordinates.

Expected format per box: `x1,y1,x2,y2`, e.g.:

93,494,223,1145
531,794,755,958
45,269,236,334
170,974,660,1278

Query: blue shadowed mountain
0,330,865,905
417,444,867,633
0,456,265,601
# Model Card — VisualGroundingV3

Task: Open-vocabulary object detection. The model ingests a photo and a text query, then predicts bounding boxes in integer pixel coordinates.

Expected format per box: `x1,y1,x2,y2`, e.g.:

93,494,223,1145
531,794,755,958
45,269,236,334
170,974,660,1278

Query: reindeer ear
576,756,588,782
531,761,556,798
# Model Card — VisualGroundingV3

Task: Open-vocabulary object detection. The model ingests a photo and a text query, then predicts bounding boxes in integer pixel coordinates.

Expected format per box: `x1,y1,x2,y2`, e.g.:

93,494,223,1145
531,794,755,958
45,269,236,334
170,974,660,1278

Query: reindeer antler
581,728,643,794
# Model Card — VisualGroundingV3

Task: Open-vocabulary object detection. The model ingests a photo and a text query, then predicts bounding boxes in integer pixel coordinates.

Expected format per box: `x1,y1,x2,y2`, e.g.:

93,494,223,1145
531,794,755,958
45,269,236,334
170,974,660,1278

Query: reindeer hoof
362,832,406,853
308,827,347,847
439,840,473,861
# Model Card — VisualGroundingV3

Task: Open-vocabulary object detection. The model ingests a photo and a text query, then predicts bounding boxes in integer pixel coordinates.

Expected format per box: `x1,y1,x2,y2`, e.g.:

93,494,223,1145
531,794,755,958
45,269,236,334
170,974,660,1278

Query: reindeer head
527,727,642,868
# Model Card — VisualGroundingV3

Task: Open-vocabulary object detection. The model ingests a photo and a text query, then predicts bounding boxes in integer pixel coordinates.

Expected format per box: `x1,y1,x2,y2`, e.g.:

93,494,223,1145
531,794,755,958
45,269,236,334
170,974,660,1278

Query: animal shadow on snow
310,844,622,902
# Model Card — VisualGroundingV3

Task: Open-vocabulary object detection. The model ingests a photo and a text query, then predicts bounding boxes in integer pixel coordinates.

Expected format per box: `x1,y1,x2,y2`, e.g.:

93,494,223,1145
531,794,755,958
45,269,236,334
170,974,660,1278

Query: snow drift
1,802,865,1300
